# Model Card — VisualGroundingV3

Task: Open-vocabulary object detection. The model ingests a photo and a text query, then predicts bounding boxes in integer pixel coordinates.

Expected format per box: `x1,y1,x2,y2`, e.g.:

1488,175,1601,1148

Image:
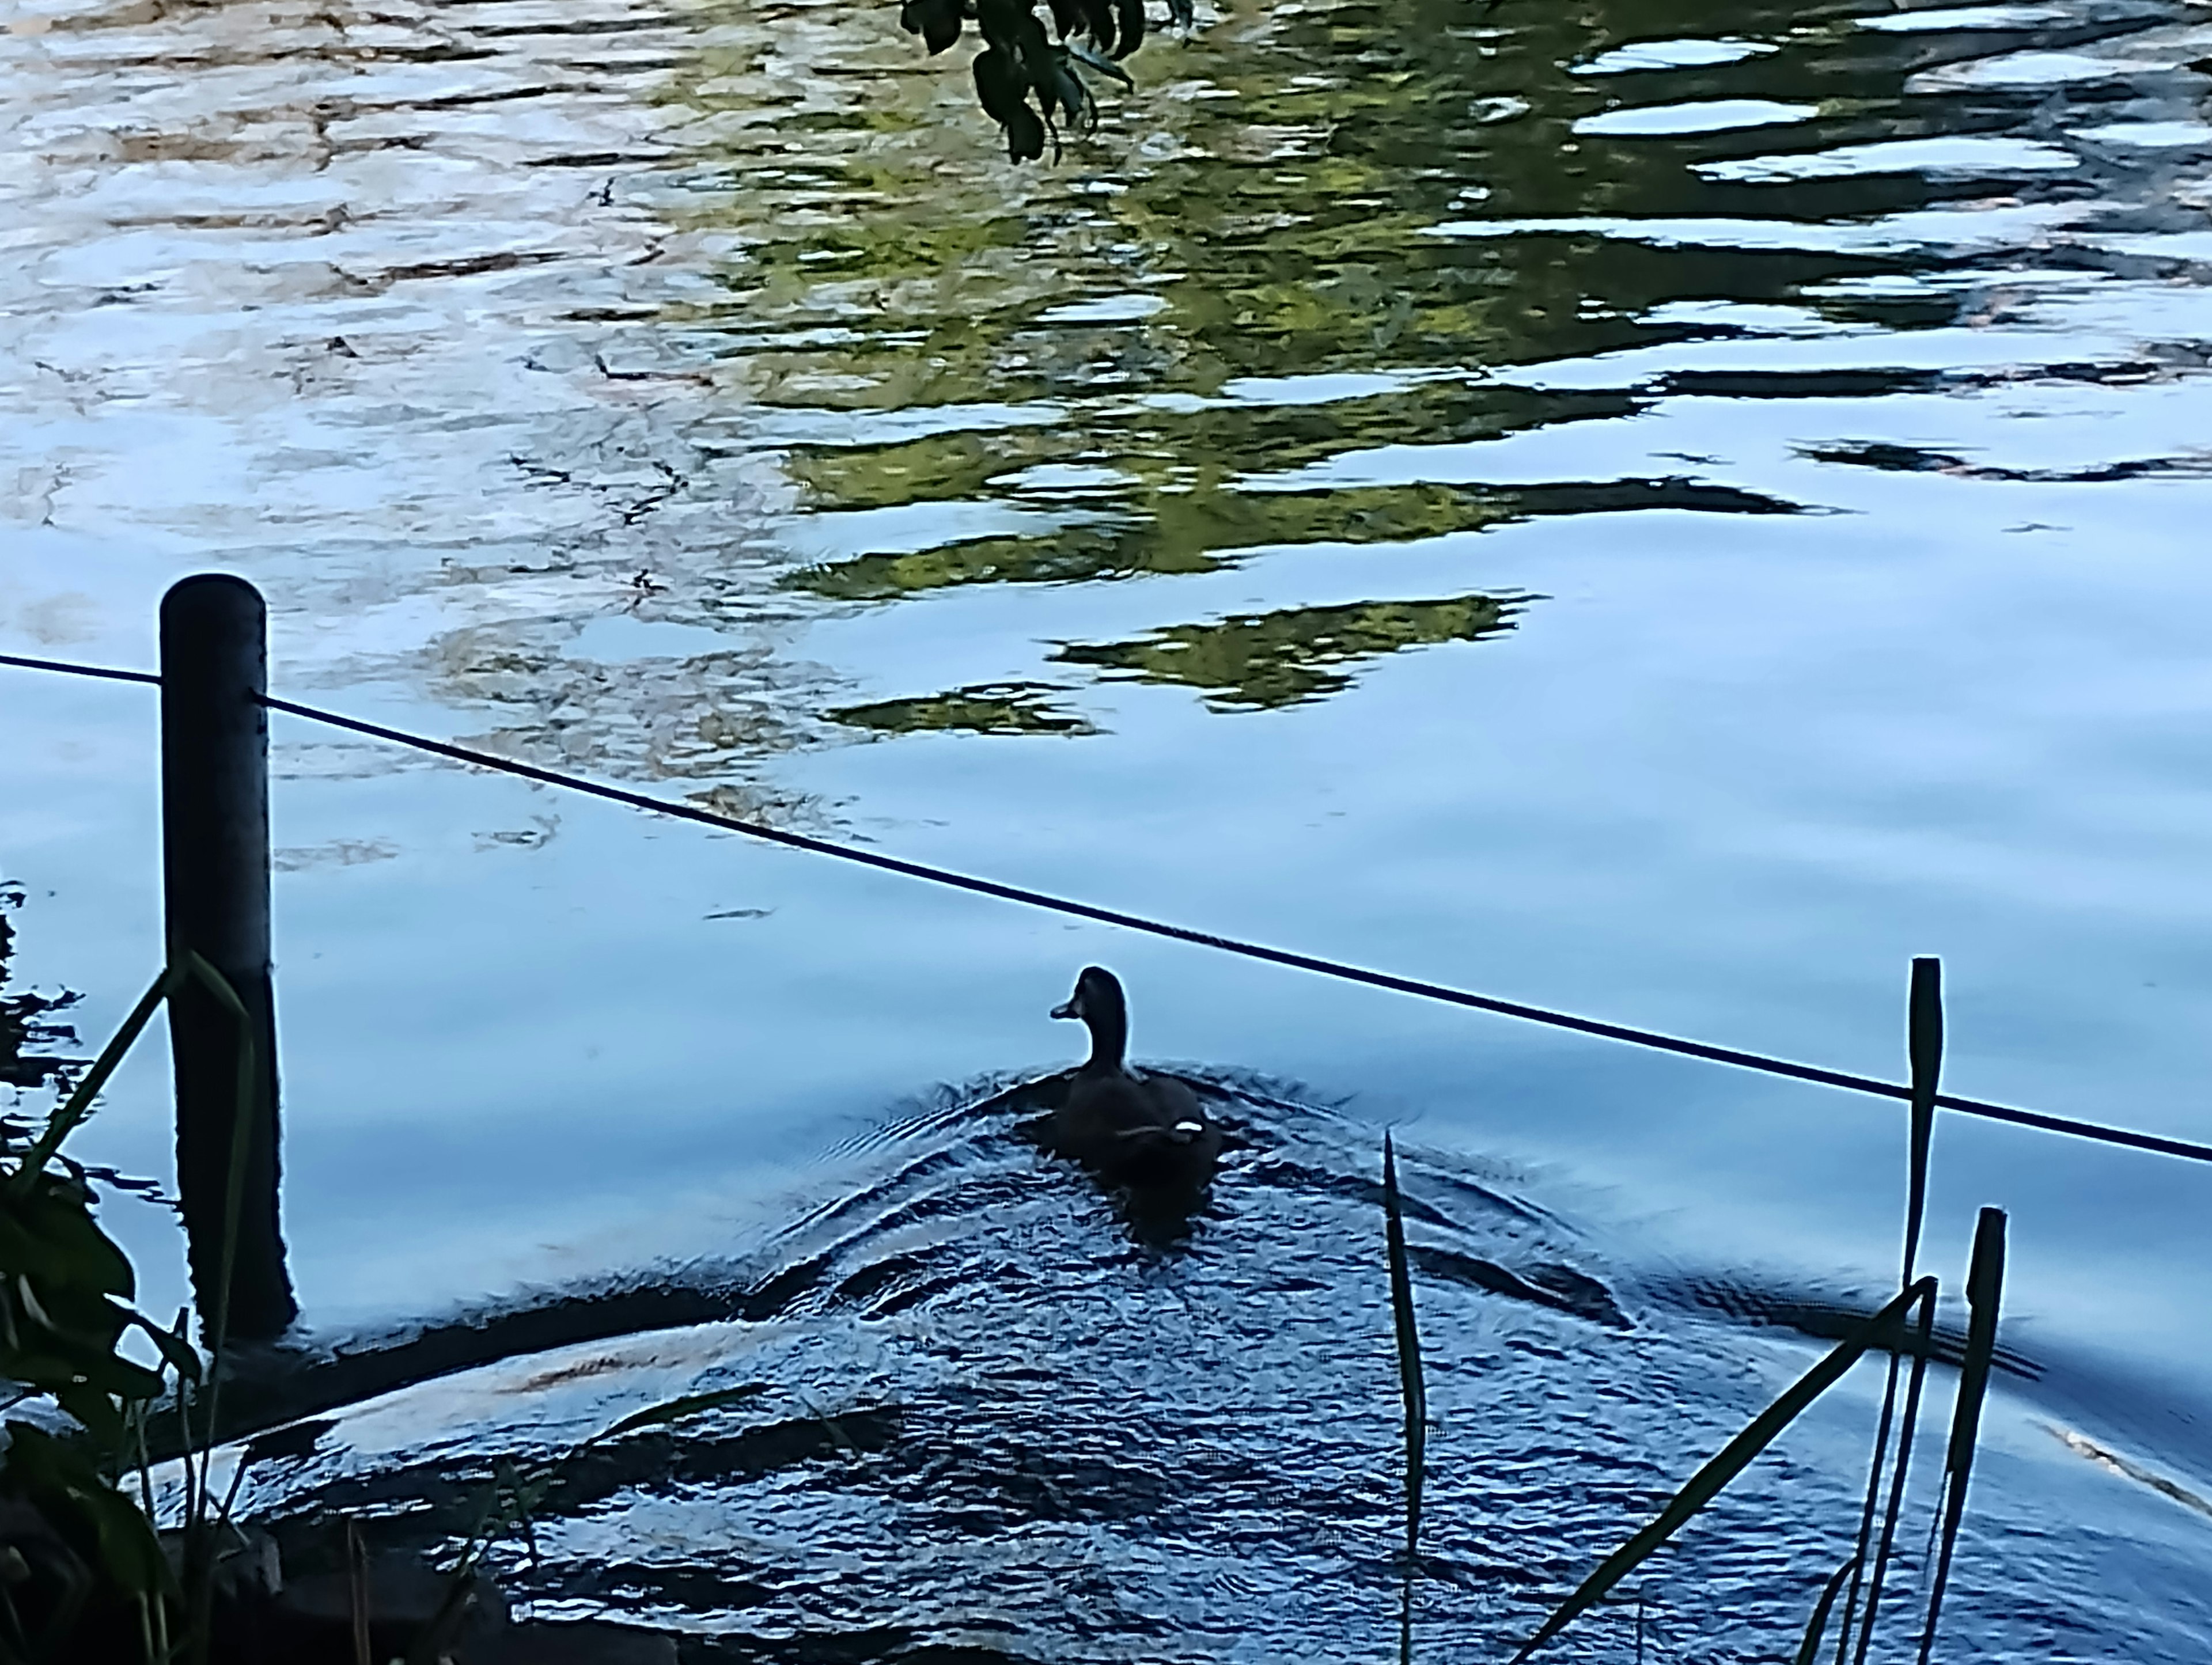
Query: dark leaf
1009,6,1054,82
2,1422,171,1598
51,1380,128,1447
11,1183,135,1299
78,1480,169,1597
1078,0,1116,55
975,0,1029,48
126,1308,204,1384
1046,0,1083,37
972,47,1029,127
1005,104,1046,162
1796,1556,1859,1665
73,1347,166,1403
1920,1209,2006,1661
899,0,963,54
1383,1135,1426,1562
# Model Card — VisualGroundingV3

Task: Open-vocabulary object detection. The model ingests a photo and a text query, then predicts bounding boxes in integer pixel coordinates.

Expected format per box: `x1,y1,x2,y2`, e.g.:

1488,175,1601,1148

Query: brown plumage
1047,965,1222,1189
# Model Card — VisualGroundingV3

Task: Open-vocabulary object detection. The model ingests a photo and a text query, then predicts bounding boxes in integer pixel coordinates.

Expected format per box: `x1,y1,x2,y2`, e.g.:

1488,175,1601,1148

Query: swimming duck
1047,965,1222,1188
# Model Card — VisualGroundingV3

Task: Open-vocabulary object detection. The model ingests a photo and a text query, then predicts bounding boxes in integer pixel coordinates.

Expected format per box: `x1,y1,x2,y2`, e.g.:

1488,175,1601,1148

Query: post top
161,572,266,618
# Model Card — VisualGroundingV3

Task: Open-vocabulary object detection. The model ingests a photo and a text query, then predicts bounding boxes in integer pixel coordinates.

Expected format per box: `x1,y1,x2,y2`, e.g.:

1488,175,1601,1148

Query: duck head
1051,965,1128,1071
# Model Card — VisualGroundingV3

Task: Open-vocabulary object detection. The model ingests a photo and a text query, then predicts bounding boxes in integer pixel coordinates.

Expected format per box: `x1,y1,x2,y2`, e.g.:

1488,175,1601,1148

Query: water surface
5,0,2212,1651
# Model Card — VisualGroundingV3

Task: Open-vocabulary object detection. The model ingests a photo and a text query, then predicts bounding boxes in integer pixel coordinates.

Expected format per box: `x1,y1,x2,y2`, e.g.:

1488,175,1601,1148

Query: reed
1510,1277,1933,1663
1794,1556,1858,1665
1509,956,2015,1664
1917,1208,2005,1664
1837,955,1944,1662
2,955,294,1665
1380,1134,1426,1568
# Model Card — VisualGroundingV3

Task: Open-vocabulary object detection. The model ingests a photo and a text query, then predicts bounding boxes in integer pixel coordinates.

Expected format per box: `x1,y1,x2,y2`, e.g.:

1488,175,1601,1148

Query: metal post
160,574,297,1341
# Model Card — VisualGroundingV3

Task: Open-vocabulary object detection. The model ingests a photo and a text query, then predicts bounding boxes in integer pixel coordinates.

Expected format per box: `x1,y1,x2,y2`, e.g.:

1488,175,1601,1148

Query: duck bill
1050,998,1079,1021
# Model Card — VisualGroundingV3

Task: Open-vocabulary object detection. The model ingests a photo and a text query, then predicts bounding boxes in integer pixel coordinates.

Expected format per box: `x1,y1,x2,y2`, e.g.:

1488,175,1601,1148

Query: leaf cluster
0,959,248,1665
900,0,1150,161
1,1104,199,1660
0,1167,185,1447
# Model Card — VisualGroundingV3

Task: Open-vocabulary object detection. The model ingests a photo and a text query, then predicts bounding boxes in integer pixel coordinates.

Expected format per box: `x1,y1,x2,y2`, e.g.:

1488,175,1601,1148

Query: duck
1047,965,1222,1189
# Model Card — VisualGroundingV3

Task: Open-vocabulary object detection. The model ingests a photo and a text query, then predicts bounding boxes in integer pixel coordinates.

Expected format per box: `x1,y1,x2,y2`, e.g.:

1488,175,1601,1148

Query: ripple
1573,98,1819,136
190,1080,2212,1659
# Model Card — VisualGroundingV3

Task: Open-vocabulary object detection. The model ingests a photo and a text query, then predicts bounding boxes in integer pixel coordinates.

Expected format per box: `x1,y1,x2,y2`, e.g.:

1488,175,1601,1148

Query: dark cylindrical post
160,574,297,1341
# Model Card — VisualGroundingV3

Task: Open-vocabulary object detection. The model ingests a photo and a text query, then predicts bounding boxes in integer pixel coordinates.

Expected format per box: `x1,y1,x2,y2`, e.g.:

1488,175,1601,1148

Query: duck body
1047,966,1222,1190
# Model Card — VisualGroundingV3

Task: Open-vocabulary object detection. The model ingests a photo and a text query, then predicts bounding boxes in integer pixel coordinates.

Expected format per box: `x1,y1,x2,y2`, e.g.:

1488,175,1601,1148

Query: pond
5,0,2212,1652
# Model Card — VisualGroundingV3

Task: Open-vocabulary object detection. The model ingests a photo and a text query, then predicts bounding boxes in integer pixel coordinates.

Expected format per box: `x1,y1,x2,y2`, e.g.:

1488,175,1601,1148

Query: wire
0,650,161,687
7,647,2211,1165
253,696,2212,1165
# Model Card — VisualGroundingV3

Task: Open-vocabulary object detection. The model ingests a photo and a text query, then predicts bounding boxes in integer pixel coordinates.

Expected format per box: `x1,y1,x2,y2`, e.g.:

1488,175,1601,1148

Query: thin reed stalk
1836,956,1944,1662
1381,1134,1426,1568
1514,1277,1936,1663
3,967,173,1192
1795,1557,1859,1665
1852,1289,1935,1665
1916,1208,2006,1664
1836,1356,1903,1662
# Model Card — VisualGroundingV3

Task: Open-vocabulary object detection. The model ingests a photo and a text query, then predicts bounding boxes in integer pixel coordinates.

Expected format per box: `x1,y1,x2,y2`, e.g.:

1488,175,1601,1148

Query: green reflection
1054,591,1533,710
830,681,1099,735
641,0,2073,735
788,522,1219,601
780,384,1648,513
789,478,1794,602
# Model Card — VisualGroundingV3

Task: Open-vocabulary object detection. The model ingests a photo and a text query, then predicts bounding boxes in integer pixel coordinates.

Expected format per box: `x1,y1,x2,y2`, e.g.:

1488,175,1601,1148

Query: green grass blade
1796,1557,1860,1665
169,955,258,1665
183,958,256,1466
1513,1276,1936,1664
122,1311,202,1386
1916,1209,2005,1665
7,967,176,1196
1382,1133,1426,1565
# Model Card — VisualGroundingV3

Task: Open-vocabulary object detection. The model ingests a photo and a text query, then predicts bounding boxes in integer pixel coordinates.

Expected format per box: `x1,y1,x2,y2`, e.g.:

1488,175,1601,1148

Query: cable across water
7,647,2211,1166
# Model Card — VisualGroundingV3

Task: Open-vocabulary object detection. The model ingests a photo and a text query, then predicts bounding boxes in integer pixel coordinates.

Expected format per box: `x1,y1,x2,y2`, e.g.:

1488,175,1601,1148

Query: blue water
5,0,2212,1651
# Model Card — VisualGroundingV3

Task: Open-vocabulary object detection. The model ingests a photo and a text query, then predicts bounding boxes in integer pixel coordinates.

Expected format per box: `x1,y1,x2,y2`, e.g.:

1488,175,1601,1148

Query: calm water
6,0,2212,1651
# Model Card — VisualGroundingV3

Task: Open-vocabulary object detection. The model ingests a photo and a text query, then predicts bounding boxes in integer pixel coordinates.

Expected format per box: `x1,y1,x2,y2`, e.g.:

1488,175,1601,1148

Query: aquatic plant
1380,1134,1425,1566
1,954,771,1664
1368,958,2013,1662
0,957,245,1665
900,0,1176,161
